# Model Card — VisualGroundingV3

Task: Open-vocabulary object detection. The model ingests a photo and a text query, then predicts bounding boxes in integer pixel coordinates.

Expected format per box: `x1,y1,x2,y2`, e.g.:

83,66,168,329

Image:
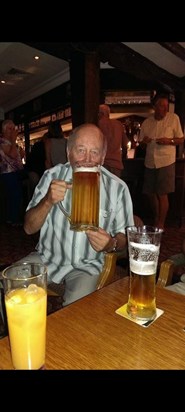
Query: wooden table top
1,277,185,370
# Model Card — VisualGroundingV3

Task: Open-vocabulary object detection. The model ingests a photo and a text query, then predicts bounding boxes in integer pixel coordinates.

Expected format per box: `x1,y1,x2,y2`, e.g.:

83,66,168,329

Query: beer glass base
13,363,46,370
127,303,156,322
70,224,98,232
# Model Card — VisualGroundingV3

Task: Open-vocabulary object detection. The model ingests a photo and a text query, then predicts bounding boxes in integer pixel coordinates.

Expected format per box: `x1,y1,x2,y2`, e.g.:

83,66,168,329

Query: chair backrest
157,259,174,288
96,250,127,290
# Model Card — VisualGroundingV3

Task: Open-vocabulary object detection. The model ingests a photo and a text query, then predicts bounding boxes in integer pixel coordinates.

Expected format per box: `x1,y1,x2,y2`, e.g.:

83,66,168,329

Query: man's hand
86,227,111,252
45,179,72,206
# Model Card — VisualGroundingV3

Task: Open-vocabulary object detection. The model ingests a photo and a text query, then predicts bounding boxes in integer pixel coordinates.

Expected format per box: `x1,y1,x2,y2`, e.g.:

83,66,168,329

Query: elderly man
23,123,134,306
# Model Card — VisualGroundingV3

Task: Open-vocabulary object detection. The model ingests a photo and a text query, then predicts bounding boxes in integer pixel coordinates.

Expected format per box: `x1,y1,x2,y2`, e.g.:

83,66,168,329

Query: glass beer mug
59,162,100,232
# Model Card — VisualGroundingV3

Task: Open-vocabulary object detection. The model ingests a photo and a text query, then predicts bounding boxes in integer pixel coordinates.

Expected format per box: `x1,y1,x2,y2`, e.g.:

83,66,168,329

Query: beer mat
115,304,164,327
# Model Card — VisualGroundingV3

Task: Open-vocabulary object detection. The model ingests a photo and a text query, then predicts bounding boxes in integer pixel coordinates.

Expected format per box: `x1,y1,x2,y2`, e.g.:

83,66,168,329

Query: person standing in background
0,119,24,226
44,120,67,168
140,93,184,229
98,104,128,178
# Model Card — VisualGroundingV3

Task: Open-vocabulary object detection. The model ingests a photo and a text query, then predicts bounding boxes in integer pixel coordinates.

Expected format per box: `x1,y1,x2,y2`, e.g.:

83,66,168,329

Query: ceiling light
1,80,5,84
34,55,40,60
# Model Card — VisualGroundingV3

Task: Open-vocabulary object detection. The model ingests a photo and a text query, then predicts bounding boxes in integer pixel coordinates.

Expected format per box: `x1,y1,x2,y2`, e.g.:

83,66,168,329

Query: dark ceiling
25,42,185,93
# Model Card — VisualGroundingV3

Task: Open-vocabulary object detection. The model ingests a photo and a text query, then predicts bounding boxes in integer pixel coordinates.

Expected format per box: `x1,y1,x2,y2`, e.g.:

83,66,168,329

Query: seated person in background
44,120,67,169
165,237,185,295
22,123,134,307
98,104,128,178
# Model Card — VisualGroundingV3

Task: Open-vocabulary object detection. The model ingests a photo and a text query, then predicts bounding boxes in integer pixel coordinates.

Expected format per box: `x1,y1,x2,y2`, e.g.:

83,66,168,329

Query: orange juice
5,284,47,370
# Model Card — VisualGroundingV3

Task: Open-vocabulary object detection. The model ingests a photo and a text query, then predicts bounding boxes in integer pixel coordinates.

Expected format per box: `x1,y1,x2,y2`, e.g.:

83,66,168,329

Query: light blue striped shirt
27,163,134,283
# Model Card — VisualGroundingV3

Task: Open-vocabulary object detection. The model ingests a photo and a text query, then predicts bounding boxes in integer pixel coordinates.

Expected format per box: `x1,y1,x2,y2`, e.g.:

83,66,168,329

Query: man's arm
24,195,53,234
156,137,184,145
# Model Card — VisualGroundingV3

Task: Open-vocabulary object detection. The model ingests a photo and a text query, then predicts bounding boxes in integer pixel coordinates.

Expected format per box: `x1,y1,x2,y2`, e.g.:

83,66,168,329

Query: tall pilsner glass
127,226,163,321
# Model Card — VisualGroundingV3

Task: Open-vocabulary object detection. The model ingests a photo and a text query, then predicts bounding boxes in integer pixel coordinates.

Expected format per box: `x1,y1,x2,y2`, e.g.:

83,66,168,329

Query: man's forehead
76,129,100,142
75,139,100,147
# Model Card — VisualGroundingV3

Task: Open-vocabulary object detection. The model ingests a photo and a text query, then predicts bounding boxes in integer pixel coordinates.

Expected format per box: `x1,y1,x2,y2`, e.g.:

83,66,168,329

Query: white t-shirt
140,112,183,168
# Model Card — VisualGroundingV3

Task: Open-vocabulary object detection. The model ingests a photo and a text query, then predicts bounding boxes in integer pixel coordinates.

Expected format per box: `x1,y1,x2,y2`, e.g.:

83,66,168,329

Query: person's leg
156,164,175,229
147,193,159,225
63,270,99,306
157,194,169,229
143,168,158,224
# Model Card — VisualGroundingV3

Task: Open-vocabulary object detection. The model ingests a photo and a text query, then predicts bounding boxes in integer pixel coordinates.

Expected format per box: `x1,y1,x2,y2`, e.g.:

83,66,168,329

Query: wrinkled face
67,126,105,166
154,98,168,120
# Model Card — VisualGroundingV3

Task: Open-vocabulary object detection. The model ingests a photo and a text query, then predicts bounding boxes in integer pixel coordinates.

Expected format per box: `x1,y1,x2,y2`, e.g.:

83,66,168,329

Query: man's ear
100,154,106,166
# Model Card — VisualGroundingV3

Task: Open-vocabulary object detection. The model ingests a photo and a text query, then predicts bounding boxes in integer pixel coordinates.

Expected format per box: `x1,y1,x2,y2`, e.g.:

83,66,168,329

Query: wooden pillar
175,91,185,158
84,52,100,125
70,50,100,128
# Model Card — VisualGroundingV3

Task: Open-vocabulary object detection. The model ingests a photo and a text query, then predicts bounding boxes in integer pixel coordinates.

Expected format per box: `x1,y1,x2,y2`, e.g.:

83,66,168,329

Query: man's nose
84,152,92,162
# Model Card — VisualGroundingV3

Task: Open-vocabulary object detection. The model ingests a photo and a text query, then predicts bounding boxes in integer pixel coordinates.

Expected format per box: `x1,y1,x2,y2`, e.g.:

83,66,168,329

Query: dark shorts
143,163,175,195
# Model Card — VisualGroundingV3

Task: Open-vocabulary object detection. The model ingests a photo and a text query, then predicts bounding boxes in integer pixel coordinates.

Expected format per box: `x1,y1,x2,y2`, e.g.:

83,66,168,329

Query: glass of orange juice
2,262,47,370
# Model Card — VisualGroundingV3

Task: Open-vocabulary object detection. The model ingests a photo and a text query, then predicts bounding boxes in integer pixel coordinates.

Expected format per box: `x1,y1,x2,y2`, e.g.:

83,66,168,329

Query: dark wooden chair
96,250,127,289
97,249,173,290
157,253,185,289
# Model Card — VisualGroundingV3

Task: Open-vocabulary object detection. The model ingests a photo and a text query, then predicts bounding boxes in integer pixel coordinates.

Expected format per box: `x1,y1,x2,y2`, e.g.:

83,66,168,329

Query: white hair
2,119,15,133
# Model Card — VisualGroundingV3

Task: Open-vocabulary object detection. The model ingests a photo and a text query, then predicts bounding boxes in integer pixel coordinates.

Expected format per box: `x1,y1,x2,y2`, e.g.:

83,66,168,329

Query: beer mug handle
58,202,71,222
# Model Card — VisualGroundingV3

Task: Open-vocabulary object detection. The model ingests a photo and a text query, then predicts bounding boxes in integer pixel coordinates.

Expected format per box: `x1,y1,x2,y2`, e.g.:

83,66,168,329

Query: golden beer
127,271,156,321
71,165,100,231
